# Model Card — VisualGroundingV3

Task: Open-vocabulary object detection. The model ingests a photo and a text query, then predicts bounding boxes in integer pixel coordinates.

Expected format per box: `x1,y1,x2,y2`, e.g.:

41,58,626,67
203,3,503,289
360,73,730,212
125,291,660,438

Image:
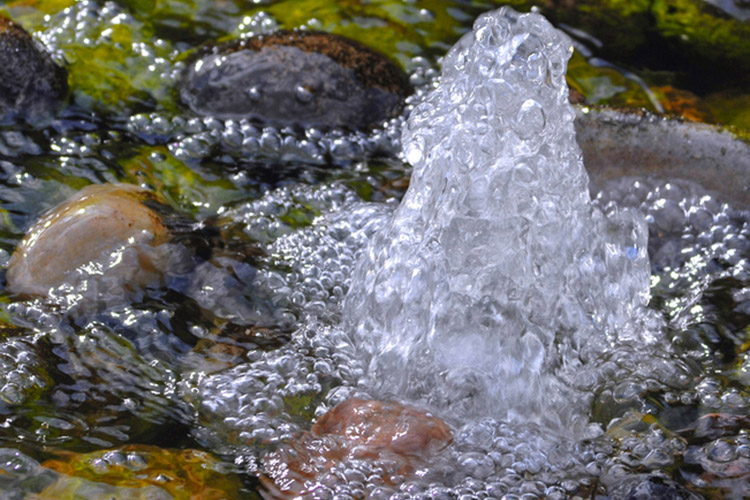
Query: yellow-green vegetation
0,0,75,28
705,91,750,137
235,0,488,65
58,16,177,115
119,146,243,217
566,51,659,111
537,0,652,55
39,445,244,500
2,1,178,115
652,0,750,76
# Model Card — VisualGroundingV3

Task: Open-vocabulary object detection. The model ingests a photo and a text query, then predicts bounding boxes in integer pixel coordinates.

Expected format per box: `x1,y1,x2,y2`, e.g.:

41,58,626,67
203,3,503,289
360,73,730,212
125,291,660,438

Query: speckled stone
0,15,68,122
179,31,412,130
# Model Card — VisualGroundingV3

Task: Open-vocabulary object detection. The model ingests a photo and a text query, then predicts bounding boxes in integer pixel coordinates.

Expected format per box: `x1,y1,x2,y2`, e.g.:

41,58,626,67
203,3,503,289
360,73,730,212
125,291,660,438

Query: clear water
0,2,749,500
344,8,656,435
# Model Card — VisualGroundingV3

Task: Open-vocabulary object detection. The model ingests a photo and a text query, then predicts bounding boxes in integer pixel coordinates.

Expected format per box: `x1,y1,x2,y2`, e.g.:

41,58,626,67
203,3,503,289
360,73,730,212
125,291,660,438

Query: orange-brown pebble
260,398,452,499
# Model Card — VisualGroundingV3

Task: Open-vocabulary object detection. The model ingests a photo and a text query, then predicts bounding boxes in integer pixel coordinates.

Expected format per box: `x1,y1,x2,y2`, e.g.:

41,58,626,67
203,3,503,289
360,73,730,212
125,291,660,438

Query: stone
609,475,704,500
179,30,412,130
261,398,452,498
6,183,171,299
0,15,68,122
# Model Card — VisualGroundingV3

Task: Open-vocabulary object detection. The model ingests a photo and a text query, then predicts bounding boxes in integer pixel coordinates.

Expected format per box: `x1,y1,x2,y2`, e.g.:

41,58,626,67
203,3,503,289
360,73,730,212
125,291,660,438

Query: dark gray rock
179,30,412,130
0,15,68,122
609,476,704,500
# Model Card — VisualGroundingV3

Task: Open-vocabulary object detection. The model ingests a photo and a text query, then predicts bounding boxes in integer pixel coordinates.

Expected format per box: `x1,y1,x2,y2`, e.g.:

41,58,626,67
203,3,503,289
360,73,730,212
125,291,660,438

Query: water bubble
247,86,262,102
295,84,314,103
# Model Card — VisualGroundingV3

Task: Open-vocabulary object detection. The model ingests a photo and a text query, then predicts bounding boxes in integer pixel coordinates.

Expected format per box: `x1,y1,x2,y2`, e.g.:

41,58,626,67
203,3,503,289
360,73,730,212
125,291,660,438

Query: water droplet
247,86,262,102
295,84,314,103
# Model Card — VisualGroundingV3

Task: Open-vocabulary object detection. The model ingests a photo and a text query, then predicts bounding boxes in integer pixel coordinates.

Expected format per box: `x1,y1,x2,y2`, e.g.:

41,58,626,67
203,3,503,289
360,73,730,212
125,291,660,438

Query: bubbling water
344,7,658,433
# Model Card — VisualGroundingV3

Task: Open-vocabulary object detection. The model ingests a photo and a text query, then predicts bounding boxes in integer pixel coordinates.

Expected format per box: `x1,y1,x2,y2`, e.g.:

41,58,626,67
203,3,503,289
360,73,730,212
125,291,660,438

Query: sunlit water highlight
1,3,750,499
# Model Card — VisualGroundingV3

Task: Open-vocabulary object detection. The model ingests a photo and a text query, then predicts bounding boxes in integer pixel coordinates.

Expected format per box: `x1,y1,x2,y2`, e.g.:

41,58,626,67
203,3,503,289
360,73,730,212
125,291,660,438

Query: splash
344,7,655,433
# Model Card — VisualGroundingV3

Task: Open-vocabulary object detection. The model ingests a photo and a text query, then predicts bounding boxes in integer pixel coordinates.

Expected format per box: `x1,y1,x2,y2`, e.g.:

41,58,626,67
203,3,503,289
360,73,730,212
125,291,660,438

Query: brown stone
260,398,451,499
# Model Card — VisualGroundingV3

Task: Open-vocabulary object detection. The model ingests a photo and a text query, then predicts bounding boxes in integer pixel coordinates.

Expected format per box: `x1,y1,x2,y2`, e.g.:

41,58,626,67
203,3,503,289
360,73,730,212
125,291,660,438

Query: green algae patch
40,3,179,116
652,0,750,77
39,445,244,500
0,0,75,30
566,51,659,111
119,146,242,218
539,0,651,56
234,0,487,65
0,337,52,407
705,90,750,137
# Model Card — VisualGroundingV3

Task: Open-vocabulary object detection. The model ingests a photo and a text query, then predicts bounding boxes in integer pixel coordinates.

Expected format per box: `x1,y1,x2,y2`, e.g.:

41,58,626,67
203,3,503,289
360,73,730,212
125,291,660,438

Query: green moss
705,91,750,136
119,146,243,217
652,0,750,76
540,0,651,56
566,51,659,111
233,0,488,66
279,203,320,229
0,0,75,30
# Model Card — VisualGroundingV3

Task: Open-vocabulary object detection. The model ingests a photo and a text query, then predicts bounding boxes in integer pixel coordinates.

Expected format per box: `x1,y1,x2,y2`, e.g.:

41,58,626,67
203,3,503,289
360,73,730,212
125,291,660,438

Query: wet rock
179,30,412,130
261,398,452,498
652,0,750,77
681,413,750,440
6,183,172,299
0,15,68,122
39,445,244,499
609,475,704,500
574,107,750,208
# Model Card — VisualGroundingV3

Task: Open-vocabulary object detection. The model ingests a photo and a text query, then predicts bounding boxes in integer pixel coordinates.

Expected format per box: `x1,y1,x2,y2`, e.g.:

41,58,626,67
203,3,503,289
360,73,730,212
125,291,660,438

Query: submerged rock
179,30,412,129
0,15,68,122
609,475,704,500
261,399,452,498
6,183,172,300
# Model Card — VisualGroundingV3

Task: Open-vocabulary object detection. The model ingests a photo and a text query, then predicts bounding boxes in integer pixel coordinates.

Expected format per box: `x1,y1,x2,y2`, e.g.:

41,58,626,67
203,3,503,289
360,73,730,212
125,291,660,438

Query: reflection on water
0,1,749,499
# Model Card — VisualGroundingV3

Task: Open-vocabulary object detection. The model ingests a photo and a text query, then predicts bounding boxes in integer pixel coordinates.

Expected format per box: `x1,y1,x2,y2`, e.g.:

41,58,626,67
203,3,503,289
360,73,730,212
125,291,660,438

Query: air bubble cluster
345,7,654,431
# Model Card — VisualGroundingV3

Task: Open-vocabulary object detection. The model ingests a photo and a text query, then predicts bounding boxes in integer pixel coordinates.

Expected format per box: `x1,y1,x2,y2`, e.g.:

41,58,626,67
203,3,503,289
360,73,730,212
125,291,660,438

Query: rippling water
0,1,749,499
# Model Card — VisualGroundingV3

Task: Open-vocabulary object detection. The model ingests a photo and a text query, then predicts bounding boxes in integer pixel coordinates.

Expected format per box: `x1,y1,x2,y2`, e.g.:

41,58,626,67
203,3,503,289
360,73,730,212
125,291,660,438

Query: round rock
6,183,171,298
0,15,68,122
261,398,452,497
179,30,412,130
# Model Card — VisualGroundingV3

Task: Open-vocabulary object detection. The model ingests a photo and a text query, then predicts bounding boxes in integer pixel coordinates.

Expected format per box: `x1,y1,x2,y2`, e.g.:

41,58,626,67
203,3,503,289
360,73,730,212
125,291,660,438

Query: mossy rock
0,337,52,407
39,445,244,500
229,0,489,64
566,51,660,111
119,146,242,218
705,89,750,135
652,0,750,78
538,0,652,56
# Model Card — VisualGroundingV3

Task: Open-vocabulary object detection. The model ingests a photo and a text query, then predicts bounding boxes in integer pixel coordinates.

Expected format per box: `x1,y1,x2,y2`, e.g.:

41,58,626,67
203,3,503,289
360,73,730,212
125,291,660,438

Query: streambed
0,1,749,499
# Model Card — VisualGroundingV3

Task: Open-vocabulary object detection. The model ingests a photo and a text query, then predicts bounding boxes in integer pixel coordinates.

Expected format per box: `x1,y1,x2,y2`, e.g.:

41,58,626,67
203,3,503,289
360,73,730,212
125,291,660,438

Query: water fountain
1,2,750,499
345,7,656,435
